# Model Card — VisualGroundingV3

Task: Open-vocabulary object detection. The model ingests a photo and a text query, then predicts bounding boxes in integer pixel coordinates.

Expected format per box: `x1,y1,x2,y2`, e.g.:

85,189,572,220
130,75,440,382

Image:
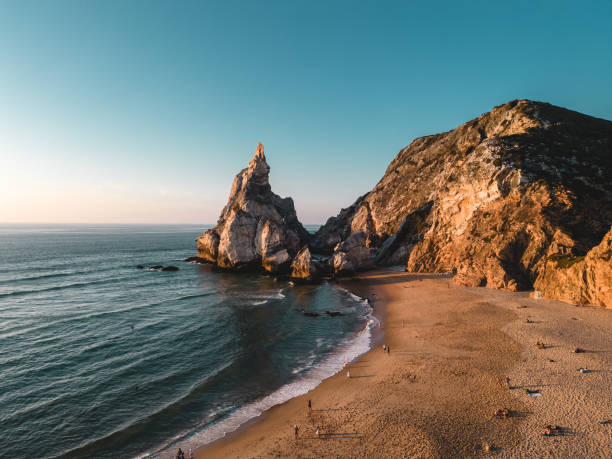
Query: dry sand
190,270,612,458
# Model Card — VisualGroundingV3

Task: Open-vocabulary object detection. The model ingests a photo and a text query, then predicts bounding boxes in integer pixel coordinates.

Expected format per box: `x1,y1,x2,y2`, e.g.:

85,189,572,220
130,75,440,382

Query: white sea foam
143,288,378,458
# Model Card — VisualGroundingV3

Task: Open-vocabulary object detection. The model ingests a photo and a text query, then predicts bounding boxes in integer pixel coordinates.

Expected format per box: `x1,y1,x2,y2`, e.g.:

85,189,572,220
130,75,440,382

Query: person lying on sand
494,408,510,418
542,425,561,436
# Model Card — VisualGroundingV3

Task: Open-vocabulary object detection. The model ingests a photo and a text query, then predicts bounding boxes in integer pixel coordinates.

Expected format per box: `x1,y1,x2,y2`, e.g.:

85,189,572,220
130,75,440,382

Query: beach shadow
312,408,359,413
349,375,375,379
322,433,361,439
513,383,560,389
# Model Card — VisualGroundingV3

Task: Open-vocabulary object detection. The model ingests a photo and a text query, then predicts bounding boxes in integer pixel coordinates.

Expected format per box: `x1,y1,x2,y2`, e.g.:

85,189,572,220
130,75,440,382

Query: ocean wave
147,287,377,458
250,299,268,305
0,276,126,299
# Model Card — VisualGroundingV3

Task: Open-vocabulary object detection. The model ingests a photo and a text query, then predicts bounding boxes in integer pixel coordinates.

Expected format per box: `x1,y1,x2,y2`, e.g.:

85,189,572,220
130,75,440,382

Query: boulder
534,227,612,308
331,231,375,274
196,143,310,272
290,246,326,280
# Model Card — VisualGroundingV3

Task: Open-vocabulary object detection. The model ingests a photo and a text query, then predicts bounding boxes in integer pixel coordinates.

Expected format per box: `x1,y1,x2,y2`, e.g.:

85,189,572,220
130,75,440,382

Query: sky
1,0,611,224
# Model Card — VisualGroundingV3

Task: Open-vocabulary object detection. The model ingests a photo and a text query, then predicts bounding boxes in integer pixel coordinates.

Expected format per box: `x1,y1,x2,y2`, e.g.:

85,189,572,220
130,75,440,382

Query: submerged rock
196,143,310,272
184,256,210,264
161,266,179,271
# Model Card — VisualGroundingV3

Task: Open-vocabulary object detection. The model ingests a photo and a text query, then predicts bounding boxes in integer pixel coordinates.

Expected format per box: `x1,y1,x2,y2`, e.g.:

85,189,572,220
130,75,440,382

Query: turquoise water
0,225,373,458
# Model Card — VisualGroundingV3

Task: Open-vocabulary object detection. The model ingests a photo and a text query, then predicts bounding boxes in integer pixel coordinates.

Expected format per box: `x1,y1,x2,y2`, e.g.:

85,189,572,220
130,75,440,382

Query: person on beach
347,369,351,378
189,447,193,459
316,426,321,438
386,345,390,355
308,399,312,415
294,424,299,439
176,448,185,459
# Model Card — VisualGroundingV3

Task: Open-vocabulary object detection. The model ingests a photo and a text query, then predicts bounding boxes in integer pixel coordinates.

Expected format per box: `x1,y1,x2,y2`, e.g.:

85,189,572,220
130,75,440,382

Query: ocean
0,224,376,458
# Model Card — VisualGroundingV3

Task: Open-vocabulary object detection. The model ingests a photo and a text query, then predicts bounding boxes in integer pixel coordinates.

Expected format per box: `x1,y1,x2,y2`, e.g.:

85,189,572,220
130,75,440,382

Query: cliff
197,143,310,272
314,100,612,307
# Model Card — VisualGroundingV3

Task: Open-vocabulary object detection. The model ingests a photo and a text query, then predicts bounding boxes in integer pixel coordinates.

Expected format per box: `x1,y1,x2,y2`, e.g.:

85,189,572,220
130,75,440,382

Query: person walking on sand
189,447,193,459
387,345,390,355
294,424,299,440
176,448,185,459
308,399,312,415
316,426,321,438
347,369,351,378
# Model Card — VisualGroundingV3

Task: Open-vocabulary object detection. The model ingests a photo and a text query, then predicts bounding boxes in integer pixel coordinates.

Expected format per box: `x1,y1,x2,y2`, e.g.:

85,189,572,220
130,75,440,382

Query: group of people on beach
175,447,193,459
294,399,323,440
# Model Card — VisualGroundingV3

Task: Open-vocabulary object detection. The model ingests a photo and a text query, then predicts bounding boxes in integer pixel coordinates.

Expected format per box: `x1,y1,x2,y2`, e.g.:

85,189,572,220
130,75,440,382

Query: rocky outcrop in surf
313,100,612,307
290,246,327,281
197,143,310,273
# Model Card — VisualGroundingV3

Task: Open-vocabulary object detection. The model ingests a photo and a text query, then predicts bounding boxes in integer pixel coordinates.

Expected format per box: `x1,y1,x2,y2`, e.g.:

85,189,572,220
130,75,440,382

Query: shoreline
149,280,379,458
190,268,612,458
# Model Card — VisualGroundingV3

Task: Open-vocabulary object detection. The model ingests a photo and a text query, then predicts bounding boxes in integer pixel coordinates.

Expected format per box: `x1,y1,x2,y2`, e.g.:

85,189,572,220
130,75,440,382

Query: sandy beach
193,269,612,458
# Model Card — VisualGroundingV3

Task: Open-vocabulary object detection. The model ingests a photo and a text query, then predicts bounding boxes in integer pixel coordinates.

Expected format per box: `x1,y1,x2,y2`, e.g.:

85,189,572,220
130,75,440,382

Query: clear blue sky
1,0,610,224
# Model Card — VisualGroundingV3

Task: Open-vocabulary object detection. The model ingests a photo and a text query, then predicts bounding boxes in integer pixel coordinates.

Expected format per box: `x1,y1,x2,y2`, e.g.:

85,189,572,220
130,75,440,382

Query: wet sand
194,270,612,458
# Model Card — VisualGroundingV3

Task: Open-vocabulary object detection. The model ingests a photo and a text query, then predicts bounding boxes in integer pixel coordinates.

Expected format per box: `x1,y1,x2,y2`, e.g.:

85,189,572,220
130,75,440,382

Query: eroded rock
196,143,310,272
314,100,612,304
290,246,326,280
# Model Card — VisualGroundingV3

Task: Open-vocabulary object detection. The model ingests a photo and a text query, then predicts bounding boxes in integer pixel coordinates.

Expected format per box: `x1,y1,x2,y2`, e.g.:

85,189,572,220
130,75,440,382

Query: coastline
192,268,612,458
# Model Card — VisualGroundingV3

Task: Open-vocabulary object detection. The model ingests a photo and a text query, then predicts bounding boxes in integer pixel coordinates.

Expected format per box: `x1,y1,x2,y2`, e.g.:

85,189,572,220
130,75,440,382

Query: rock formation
534,227,611,307
330,231,375,274
290,246,326,281
314,100,612,306
197,143,310,272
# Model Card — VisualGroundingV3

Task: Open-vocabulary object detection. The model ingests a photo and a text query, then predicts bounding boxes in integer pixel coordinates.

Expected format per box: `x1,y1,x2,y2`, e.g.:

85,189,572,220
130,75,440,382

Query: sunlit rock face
290,246,327,281
313,100,612,304
197,143,310,272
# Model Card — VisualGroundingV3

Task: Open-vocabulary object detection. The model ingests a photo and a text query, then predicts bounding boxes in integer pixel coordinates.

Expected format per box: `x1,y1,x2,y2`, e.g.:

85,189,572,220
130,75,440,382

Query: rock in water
313,100,612,306
196,143,310,272
290,246,327,280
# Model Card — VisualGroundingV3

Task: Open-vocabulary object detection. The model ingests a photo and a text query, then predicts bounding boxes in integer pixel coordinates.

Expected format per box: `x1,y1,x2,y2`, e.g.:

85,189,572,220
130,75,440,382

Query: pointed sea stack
197,143,310,273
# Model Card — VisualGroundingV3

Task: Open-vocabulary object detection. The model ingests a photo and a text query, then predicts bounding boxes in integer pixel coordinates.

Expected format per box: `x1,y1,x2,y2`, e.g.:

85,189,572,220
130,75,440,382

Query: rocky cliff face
197,143,310,272
314,100,612,306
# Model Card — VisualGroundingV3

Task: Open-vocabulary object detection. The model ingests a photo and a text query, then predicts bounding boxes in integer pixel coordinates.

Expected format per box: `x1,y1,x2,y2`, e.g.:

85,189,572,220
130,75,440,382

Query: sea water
0,225,375,458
